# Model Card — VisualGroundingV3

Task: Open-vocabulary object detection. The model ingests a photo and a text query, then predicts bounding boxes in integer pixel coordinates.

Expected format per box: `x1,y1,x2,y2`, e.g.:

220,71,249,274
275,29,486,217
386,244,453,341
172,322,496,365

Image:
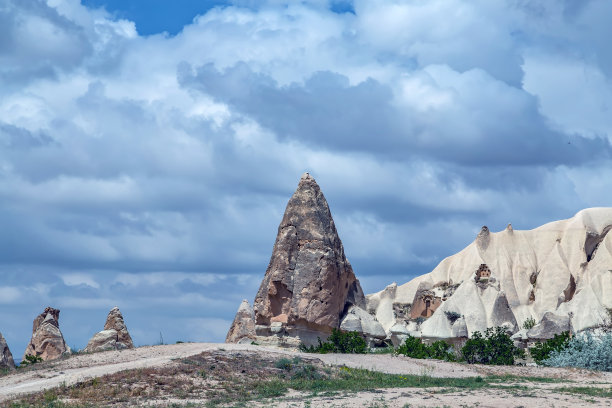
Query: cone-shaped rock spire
0,332,15,370
252,173,365,343
84,307,134,352
23,307,70,361
226,300,256,343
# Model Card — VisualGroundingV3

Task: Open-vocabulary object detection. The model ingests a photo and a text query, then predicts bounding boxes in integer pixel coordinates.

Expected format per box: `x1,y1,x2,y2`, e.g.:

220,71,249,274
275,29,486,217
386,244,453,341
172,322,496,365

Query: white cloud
0,0,611,349
60,273,100,289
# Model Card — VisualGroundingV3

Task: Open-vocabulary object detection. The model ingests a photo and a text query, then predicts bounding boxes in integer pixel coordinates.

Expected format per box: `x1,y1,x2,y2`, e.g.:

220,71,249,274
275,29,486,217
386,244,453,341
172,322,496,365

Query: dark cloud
181,62,611,166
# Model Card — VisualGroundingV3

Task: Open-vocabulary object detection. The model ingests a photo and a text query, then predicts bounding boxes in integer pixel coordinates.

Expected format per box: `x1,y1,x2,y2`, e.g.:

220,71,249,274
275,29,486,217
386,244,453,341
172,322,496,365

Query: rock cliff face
367,208,612,341
250,173,366,346
23,307,70,361
84,307,134,353
226,300,256,344
0,332,15,370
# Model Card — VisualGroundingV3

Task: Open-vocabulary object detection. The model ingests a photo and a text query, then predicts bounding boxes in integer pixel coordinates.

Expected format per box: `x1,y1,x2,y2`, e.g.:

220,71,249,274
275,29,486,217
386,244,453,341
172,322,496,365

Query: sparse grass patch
4,349,608,408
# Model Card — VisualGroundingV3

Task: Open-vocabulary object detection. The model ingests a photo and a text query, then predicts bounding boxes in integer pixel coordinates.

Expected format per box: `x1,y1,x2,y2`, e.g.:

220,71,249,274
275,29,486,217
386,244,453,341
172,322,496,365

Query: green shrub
396,335,430,359
444,311,462,324
529,331,570,364
396,335,456,361
19,354,43,367
522,317,537,330
299,329,368,354
461,327,524,365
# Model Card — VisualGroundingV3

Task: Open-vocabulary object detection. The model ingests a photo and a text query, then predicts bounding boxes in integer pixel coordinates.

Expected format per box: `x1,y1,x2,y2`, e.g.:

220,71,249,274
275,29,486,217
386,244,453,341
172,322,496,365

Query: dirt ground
1,343,611,407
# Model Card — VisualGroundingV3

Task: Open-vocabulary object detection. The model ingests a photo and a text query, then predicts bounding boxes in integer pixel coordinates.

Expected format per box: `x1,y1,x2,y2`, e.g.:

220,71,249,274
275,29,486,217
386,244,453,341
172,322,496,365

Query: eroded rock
226,300,257,344
340,306,386,345
0,332,15,370
23,307,70,361
84,307,134,352
253,173,366,345
527,312,571,340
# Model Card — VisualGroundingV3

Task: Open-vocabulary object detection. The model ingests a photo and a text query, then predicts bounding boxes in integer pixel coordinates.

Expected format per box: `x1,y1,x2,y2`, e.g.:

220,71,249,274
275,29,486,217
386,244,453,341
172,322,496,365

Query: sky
1,0,612,359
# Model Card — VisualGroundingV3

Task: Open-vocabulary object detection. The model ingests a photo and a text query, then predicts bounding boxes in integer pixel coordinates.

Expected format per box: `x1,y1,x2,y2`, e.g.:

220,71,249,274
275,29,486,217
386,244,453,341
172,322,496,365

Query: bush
444,311,462,324
461,327,524,365
522,317,537,330
19,354,43,367
529,331,570,364
544,332,612,371
396,335,456,361
299,329,368,354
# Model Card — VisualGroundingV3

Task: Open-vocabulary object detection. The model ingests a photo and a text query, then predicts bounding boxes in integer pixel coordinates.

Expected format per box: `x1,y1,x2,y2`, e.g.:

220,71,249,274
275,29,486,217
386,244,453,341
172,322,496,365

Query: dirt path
1,343,611,406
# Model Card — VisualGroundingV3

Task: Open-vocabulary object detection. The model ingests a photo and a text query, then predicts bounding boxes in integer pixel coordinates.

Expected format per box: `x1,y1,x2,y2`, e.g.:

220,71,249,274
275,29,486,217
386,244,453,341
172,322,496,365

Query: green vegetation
299,329,368,354
461,327,525,365
19,354,43,367
522,317,537,330
444,311,462,324
544,332,612,371
529,331,570,364
396,336,456,361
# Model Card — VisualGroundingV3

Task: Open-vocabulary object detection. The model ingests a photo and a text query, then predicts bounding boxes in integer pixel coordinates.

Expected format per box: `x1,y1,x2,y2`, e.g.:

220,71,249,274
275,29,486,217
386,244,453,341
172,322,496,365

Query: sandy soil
1,343,611,407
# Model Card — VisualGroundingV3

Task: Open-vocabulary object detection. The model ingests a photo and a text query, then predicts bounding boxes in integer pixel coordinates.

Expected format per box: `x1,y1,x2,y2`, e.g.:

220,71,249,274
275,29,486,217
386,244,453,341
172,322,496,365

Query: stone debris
23,307,71,361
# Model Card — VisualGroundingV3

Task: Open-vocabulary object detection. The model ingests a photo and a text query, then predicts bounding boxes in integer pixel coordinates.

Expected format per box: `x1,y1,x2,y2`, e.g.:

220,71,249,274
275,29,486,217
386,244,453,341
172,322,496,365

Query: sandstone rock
388,323,410,347
23,307,70,361
340,306,386,343
253,173,366,345
0,332,15,370
84,307,134,353
226,300,257,344
527,312,571,340
368,208,612,337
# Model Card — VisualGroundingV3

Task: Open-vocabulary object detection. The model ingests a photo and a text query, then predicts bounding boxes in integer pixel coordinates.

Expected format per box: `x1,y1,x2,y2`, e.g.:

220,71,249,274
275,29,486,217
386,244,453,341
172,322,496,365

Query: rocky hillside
227,173,611,345
367,208,612,342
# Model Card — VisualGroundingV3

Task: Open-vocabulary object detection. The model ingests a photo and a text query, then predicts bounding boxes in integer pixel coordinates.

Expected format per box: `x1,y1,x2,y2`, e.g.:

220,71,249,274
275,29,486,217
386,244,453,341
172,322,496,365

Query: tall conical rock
23,307,70,361
226,300,256,344
0,332,15,370
84,307,134,353
252,173,366,345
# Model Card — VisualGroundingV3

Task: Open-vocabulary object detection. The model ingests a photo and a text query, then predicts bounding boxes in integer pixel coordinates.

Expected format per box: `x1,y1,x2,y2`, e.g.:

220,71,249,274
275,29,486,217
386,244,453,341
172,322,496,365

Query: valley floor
1,343,611,407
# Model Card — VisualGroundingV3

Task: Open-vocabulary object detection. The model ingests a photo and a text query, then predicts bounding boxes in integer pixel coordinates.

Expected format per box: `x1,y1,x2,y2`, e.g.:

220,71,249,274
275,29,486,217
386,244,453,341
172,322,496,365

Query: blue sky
1,0,612,359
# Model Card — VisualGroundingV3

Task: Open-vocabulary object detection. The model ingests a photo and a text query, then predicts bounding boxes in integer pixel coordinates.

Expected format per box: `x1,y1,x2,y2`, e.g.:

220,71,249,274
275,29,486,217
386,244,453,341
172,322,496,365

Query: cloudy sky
1,0,611,357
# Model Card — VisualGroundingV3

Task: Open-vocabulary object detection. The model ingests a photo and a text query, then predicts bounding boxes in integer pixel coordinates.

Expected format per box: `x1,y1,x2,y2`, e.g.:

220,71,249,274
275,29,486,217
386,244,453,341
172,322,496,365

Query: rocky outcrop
340,306,386,345
84,307,134,353
252,173,366,346
527,312,571,340
0,332,15,370
23,307,70,361
226,300,257,344
367,208,612,340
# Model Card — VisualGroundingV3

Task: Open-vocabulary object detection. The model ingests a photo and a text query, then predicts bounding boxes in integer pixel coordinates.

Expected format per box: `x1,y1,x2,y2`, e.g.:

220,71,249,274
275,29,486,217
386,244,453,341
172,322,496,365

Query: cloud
0,0,611,353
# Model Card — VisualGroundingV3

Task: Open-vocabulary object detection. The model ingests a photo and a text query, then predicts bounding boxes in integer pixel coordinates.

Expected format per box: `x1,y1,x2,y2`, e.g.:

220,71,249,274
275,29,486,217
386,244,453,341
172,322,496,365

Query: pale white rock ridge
367,208,612,340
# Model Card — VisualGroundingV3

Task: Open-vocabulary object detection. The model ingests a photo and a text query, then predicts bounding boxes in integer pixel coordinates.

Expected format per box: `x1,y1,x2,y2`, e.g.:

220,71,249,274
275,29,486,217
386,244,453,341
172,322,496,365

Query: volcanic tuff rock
251,173,366,345
367,208,612,340
84,307,134,353
226,300,257,344
23,307,70,361
0,332,15,370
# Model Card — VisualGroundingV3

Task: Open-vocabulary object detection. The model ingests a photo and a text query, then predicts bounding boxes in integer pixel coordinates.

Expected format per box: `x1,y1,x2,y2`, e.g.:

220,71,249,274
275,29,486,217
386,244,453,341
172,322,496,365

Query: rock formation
226,300,257,344
23,307,70,361
84,307,134,352
367,208,612,341
244,173,366,346
0,332,15,370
